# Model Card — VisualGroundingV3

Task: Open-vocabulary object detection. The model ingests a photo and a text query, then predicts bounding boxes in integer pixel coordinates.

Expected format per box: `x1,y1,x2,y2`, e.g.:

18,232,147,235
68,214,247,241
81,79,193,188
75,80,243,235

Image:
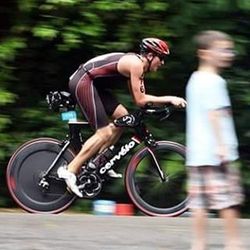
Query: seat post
68,121,89,153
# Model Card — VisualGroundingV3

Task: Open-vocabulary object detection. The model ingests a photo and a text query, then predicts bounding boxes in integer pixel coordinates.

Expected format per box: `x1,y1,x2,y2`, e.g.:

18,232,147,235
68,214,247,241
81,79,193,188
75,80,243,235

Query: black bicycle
6,91,188,216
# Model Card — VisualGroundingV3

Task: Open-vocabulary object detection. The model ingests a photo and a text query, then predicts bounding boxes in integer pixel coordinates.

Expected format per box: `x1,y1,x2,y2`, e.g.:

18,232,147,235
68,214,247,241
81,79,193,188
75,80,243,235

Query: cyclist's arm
129,63,186,107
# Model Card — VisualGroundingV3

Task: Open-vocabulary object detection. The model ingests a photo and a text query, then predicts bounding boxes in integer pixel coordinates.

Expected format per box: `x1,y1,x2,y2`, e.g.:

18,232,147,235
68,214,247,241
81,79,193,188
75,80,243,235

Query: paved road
0,212,249,250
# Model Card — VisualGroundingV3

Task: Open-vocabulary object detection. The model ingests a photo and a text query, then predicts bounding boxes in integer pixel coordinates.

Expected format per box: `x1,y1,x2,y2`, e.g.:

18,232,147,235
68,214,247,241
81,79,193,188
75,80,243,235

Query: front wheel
125,141,188,216
6,138,76,213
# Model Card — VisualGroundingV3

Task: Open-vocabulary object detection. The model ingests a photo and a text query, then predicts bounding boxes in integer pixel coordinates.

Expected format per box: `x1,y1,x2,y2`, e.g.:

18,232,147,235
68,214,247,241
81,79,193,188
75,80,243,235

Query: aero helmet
140,38,170,56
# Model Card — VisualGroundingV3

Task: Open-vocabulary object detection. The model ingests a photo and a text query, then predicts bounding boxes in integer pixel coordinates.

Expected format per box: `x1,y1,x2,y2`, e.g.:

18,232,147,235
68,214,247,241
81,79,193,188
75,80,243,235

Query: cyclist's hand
169,97,187,108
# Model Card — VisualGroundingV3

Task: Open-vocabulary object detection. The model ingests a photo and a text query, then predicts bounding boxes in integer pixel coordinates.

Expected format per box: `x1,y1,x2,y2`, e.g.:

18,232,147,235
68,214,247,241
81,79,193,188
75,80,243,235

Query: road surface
0,211,249,250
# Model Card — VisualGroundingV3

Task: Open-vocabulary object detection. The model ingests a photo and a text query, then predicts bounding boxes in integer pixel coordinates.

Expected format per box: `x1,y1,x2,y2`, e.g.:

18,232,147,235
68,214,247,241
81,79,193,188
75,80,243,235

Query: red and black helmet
140,38,170,56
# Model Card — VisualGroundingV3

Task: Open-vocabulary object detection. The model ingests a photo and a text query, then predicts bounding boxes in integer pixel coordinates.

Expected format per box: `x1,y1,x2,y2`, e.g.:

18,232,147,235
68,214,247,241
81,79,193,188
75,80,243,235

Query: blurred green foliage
0,0,250,215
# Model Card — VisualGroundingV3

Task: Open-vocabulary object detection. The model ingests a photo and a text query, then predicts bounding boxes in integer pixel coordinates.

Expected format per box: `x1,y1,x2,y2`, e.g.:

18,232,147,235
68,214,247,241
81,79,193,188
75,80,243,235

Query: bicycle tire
125,140,188,217
6,137,77,213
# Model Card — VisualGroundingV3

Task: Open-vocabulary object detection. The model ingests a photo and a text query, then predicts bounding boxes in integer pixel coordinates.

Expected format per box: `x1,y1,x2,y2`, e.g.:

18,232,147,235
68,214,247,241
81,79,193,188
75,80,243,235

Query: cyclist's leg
58,124,116,196
67,75,115,173
111,104,129,118
95,92,128,177
58,74,115,195
68,76,129,172
93,86,128,166
99,104,128,151
67,123,117,173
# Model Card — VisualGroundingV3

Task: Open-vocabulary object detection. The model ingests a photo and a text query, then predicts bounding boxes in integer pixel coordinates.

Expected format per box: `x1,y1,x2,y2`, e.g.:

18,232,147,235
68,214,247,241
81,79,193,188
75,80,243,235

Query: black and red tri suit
69,52,128,130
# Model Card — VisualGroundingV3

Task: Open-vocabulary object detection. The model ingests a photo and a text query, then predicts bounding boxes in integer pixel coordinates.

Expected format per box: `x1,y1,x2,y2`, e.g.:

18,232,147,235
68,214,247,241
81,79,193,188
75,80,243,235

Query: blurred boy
186,30,245,250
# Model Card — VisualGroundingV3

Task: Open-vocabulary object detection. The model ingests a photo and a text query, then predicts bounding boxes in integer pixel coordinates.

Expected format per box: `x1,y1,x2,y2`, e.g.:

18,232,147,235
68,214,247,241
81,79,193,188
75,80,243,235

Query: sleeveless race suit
69,53,128,130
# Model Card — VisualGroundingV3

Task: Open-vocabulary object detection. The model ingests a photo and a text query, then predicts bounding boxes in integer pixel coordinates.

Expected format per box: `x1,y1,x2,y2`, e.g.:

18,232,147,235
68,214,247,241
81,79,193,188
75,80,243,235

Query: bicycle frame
41,93,175,184
41,121,88,178
41,119,166,182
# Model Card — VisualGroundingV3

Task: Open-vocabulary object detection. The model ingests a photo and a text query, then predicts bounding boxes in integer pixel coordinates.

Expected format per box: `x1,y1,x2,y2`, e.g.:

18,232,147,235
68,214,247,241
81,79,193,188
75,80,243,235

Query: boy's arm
208,108,229,162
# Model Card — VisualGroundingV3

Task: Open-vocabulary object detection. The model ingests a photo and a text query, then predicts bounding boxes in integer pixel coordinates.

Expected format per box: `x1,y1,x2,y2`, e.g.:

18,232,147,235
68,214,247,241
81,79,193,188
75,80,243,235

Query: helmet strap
146,55,154,72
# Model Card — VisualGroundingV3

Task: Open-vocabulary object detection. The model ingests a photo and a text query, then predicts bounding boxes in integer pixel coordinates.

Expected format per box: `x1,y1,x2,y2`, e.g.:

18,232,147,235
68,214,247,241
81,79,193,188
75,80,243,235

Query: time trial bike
6,91,188,216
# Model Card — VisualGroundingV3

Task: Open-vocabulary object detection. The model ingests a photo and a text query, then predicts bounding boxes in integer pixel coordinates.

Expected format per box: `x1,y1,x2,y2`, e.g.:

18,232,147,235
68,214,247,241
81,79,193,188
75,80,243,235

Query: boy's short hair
194,30,233,50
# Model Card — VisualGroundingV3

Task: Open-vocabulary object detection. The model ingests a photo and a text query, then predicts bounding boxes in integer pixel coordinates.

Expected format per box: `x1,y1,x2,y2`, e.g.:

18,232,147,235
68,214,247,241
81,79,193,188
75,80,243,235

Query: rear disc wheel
6,138,76,213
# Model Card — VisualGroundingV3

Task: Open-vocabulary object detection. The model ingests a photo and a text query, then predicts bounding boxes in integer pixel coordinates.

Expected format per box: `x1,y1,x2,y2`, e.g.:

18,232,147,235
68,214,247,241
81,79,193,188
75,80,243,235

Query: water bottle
87,146,116,170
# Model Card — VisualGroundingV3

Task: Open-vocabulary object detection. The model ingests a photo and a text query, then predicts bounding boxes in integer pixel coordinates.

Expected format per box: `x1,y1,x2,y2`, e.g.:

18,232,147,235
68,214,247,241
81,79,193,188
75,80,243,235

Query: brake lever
158,107,171,121
160,106,186,120
159,113,170,121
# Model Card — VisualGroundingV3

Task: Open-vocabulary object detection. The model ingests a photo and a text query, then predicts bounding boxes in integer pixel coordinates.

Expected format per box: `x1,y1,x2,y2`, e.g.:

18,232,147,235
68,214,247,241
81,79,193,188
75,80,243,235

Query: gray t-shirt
185,71,239,166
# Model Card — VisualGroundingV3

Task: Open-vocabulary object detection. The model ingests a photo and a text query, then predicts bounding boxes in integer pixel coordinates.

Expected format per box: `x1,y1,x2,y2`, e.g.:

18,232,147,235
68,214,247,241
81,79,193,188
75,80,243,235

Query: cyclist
57,37,187,197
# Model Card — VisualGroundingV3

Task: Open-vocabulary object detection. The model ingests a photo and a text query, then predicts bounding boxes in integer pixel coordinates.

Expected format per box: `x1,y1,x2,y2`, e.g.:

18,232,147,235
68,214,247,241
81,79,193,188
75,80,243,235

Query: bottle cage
46,91,76,112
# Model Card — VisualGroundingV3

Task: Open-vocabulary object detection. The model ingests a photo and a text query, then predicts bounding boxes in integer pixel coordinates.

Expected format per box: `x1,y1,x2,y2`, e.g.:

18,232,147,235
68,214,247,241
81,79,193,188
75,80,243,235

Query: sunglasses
157,55,166,61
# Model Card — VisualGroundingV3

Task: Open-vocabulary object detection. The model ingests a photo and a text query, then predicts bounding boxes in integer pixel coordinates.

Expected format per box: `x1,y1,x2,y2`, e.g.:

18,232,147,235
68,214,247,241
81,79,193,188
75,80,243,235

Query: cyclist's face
149,55,165,72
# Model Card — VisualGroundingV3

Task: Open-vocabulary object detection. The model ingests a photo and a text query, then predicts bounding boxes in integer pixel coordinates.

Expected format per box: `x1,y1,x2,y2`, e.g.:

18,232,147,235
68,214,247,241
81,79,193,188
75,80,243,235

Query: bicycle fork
146,147,166,182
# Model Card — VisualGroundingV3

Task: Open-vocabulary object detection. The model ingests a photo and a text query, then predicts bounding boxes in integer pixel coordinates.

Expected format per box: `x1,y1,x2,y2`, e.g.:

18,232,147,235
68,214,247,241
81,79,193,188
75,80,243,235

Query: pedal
39,178,49,189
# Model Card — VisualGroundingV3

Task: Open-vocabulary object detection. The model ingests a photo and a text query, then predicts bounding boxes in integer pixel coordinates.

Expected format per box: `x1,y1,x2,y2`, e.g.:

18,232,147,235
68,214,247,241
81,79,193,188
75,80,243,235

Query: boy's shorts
187,162,244,210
